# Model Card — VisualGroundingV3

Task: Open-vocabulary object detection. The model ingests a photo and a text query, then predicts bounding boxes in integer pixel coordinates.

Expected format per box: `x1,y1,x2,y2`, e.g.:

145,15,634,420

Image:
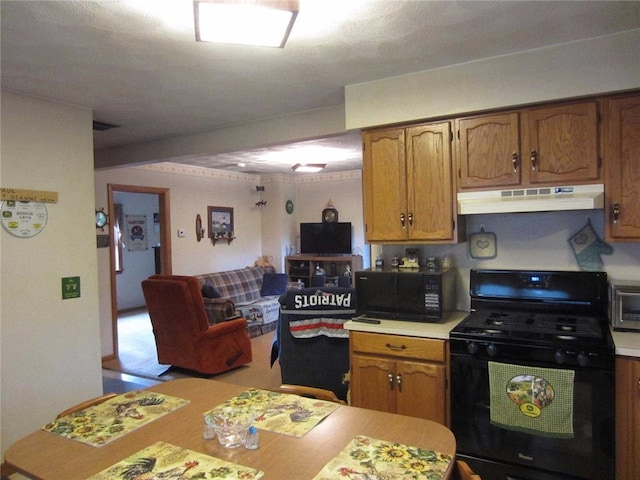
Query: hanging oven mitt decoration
568,219,613,271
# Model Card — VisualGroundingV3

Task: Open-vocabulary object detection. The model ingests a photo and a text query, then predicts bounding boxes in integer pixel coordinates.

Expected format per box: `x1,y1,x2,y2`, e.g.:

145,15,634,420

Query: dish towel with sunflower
488,361,575,438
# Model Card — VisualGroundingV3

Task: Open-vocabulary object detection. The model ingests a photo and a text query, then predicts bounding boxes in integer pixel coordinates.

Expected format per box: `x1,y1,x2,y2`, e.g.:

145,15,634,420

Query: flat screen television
299,222,352,255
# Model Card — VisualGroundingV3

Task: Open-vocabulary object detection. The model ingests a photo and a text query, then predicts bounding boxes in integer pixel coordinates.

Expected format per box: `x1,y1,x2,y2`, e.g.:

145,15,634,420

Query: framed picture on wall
207,206,234,239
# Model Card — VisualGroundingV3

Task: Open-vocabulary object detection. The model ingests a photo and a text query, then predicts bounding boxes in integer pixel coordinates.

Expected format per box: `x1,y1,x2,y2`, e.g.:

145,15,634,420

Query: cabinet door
362,128,408,241
350,354,395,413
606,95,640,240
524,101,600,185
396,360,447,425
615,357,640,480
456,112,520,189
406,122,455,241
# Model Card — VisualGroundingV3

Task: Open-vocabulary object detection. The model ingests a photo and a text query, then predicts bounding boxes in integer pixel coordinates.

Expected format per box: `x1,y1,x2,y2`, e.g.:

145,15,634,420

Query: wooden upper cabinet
363,122,457,243
406,123,455,241
456,112,520,189
523,101,600,185
456,100,602,191
605,94,640,241
362,128,407,242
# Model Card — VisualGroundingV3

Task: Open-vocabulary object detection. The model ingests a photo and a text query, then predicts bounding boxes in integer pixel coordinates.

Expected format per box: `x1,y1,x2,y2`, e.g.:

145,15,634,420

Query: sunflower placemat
88,441,263,480
312,435,453,480
207,388,339,438
43,390,189,446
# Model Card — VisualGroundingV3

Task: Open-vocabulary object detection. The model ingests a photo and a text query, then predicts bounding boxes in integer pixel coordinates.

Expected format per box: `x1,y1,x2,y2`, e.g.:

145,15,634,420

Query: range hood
457,184,604,215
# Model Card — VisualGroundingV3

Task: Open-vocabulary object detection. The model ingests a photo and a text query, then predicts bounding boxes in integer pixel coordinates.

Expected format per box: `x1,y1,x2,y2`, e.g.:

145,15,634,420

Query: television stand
285,255,363,287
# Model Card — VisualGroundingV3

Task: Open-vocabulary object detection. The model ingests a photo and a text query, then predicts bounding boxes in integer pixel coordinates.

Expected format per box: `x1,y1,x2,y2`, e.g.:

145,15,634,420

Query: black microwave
354,267,456,322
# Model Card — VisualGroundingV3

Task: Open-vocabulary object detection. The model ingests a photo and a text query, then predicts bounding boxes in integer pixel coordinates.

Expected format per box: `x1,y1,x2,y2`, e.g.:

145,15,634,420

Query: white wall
374,211,640,313
345,30,640,129
1,93,102,459
289,170,369,262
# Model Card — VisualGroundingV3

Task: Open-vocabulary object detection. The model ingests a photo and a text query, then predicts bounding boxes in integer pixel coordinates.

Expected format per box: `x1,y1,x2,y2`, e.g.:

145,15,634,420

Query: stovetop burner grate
451,269,614,354
453,310,608,348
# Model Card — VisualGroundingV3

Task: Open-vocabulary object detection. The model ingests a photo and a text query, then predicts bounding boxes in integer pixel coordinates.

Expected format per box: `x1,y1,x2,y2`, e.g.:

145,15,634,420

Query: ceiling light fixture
193,0,299,48
291,163,326,173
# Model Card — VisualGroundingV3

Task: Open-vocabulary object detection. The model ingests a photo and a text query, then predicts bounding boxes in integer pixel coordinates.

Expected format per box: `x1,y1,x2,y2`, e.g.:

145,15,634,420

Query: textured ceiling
2,0,639,174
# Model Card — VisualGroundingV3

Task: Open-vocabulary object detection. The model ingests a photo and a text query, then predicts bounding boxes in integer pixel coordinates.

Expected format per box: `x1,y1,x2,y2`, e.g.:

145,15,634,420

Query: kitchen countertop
610,328,640,358
344,311,468,340
345,311,640,358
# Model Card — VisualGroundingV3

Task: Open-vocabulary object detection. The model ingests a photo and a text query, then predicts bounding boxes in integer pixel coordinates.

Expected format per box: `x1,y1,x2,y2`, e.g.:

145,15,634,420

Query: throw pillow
201,281,221,298
261,273,288,296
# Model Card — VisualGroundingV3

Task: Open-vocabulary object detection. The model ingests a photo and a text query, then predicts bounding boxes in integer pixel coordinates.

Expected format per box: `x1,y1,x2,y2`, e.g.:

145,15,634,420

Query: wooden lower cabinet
616,356,640,480
349,331,448,426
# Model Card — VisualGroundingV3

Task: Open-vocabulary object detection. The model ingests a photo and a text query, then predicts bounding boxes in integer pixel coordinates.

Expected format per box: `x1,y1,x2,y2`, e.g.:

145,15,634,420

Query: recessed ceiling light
291,163,326,173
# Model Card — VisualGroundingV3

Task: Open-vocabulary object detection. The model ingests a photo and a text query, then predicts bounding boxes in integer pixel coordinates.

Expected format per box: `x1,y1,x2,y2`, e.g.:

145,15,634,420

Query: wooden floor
102,309,283,393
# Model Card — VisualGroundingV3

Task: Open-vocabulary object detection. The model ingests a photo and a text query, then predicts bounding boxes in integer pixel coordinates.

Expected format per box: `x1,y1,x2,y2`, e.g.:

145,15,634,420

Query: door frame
107,183,172,358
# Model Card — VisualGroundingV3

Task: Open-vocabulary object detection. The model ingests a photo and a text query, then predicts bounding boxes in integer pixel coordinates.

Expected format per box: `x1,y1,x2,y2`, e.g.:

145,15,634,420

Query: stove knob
467,342,478,355
486,343,497,357
577,352,589,367
554,349,566,364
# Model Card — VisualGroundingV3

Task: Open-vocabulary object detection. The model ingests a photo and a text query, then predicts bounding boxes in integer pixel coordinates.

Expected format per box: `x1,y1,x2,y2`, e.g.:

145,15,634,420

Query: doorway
108,184,172,358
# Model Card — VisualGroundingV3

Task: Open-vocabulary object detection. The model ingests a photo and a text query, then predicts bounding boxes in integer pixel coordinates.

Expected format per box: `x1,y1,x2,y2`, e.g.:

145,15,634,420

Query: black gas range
450,269,615,480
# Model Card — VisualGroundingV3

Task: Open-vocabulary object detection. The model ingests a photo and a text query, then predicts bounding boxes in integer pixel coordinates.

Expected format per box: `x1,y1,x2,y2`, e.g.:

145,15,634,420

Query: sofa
194,266,288,338
272,286,356,401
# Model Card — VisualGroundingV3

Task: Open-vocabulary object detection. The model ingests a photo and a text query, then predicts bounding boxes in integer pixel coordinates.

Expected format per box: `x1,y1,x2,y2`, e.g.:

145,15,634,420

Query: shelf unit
285,255,363,287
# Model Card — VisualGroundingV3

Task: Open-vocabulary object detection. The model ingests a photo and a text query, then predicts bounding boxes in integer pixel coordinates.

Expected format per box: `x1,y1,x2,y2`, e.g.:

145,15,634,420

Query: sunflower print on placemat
312,434,453,480
206,388,340,438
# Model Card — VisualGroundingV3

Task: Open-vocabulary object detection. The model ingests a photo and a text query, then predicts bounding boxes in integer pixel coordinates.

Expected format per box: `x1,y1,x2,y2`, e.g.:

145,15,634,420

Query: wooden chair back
56,392,118,419
276,384,346,405
453,460,481,480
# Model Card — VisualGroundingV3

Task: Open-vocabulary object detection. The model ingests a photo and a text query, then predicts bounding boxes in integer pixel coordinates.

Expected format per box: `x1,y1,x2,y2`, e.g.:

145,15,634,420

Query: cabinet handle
385,343,407,351
400,213,406,229
408,212,413,226
612,203,620,224
388,372,395,390
512,151,518,173
530,149,537,171
396,373,402,392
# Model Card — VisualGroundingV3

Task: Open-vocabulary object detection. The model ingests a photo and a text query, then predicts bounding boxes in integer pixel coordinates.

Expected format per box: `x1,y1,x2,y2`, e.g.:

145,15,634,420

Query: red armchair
141,275,252,375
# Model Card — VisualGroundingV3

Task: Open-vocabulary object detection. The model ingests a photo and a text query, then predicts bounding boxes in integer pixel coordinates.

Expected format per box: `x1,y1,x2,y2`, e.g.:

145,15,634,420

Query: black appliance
299,222,352,255
450,269,615,480
355,267,456,322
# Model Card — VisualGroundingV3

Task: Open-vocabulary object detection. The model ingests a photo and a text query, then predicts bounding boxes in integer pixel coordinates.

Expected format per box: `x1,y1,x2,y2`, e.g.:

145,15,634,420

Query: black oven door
450,353,615,480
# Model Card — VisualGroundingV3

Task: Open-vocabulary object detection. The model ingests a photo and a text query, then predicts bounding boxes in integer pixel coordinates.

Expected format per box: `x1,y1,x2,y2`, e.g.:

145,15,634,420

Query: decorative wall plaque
1,200,48,238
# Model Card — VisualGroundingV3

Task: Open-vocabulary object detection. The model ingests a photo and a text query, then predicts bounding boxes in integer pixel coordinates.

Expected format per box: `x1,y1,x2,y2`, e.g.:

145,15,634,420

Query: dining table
4,378,456,479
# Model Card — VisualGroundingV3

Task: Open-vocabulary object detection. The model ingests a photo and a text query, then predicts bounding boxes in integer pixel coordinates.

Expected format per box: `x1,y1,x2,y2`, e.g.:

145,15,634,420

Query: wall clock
322,207,338,223
285,200,294,215
95,208,108,230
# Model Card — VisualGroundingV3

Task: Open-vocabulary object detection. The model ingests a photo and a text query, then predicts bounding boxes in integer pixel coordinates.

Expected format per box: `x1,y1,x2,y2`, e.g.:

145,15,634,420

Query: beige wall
1,93,102,458
94,164,365,357
345,30,640,129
